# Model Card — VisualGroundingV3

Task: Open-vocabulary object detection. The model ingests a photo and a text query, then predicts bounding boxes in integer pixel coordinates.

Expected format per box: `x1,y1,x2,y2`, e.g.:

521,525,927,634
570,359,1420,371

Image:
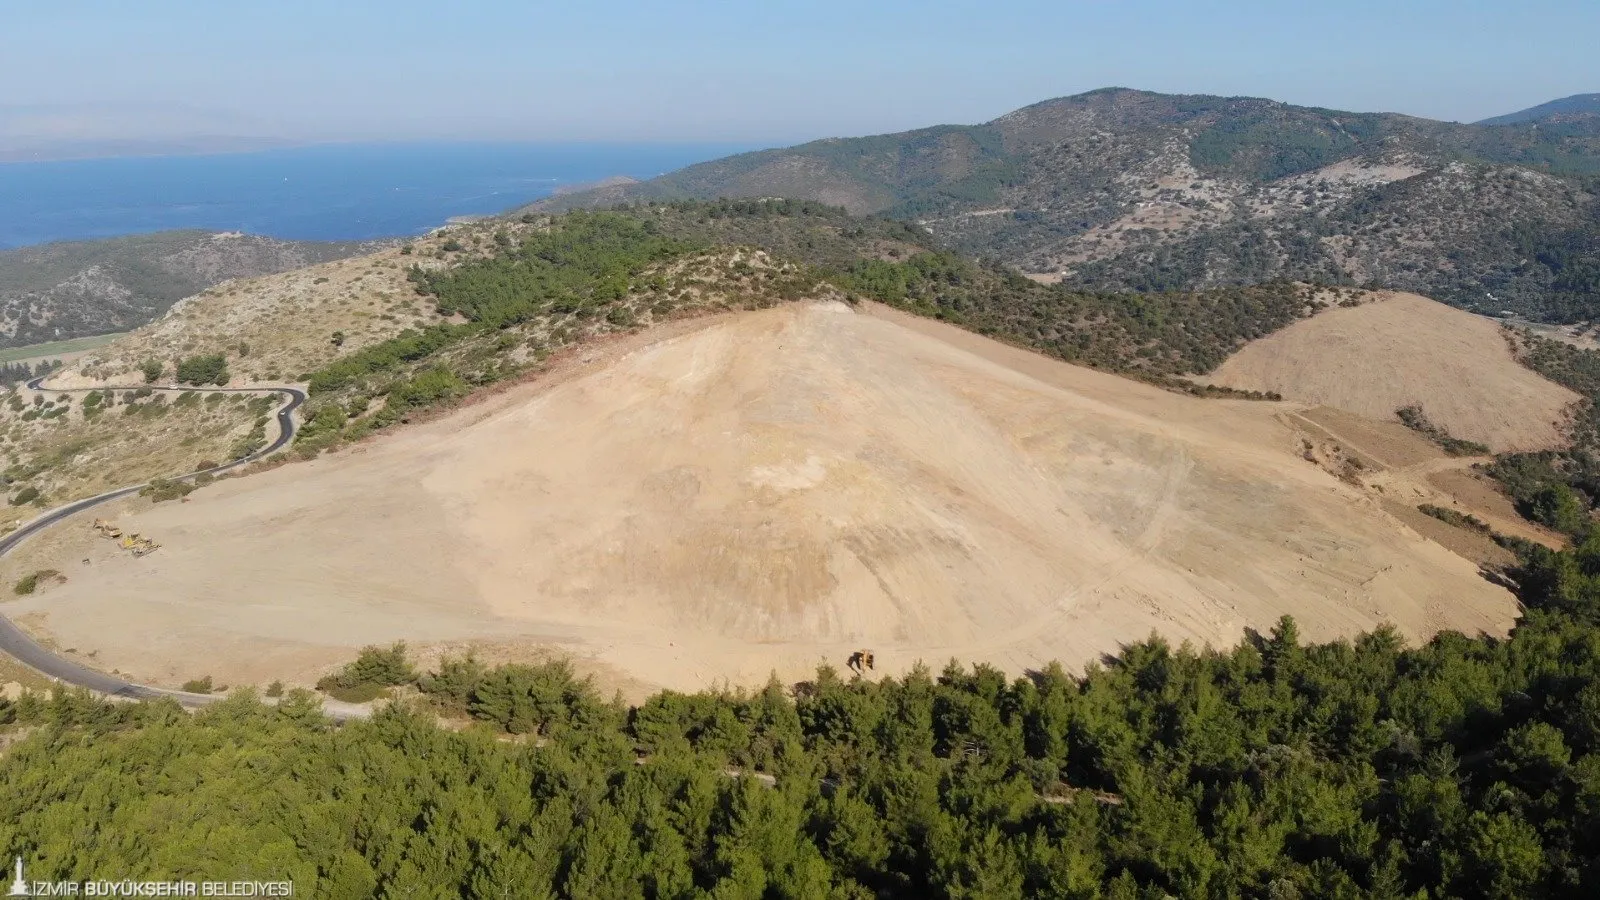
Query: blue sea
0,142,756,250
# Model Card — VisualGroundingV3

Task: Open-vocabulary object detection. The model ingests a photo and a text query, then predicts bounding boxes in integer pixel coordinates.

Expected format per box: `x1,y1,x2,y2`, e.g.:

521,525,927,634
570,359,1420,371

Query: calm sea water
0,142,755,249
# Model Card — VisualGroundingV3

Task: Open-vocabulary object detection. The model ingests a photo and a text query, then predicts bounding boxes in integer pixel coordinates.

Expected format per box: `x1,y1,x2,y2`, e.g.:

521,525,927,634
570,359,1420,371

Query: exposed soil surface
1203,291,1579,452
3,301,1518,696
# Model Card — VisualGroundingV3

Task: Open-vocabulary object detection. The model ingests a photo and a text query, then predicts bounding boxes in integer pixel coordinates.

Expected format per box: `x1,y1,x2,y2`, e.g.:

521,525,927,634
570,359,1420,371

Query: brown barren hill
1204,291,1579,452
4,301,1517,695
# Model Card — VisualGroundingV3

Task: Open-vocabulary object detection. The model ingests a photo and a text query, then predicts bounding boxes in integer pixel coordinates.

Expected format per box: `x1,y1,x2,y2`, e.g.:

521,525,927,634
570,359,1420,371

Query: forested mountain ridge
1479,93,1600,127
529,88,1600,320
0,230,377,349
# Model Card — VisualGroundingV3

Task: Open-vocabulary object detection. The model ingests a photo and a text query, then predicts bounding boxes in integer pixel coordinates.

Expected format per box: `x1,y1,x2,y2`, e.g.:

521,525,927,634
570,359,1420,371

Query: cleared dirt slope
6,301,1516,694
1204,291,1578,452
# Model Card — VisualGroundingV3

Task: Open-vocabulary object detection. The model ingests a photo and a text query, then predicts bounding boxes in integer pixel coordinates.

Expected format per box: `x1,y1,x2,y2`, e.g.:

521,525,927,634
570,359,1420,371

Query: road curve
0,378,367,720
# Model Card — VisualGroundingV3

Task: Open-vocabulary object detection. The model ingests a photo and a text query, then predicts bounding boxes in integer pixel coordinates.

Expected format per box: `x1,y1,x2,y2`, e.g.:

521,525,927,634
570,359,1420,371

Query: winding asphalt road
0,378,371,717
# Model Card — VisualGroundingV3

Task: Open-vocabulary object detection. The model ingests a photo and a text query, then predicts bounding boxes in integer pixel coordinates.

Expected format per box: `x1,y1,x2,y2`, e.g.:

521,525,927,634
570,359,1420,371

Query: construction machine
116,533,159,556
847,649,876,675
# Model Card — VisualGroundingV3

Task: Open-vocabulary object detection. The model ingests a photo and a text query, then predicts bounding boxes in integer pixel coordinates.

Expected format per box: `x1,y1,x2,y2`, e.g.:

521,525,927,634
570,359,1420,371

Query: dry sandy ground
3,301,1518,696
1204,291,1579,452
1288,405,1561,551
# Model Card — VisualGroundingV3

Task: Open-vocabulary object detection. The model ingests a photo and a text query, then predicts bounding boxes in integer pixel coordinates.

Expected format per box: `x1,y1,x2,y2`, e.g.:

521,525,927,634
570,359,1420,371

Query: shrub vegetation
180,676,214,694
175,354,229,386
1395,404,1492,456
12,569,60,595
1489,331,1600,534
315,642,417,702
139,478,195,503
295,203,1311,460
1418,503,1494,533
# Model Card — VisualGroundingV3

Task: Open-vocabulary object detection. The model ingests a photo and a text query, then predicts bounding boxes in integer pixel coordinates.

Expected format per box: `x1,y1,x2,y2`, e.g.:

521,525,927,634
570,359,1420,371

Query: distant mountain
0,231,378,349
530,88,1600,320
0,102,292,162
0,136,297,164
1479,94,1600,127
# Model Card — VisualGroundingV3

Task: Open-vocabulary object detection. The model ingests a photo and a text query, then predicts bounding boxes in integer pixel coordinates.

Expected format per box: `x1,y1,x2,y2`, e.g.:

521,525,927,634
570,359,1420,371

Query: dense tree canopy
836,249,1307,386
0,359,60,387
1490,331,1600,533
412,211,696,329
1,537,1599,897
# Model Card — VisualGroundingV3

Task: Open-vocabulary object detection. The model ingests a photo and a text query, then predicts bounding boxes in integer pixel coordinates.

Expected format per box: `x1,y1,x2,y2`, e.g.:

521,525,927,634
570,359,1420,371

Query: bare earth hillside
1203,292,1580,452
3,301,1517,694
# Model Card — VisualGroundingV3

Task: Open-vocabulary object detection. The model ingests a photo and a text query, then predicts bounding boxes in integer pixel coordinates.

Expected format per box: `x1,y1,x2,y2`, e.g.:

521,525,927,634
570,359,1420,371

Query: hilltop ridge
530,88,1600,320
0,230,378,349
1479,93,1600,127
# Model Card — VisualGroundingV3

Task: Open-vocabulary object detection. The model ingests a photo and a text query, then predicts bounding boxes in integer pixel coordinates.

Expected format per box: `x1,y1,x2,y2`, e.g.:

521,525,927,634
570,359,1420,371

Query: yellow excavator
847,649,876,675
117,533,159,557
92,520,158,556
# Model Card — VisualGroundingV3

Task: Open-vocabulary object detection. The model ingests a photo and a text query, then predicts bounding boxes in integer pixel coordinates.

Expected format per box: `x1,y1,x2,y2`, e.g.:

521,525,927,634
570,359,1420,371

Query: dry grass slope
1203,291,1580,452
0,387,264,535
60,222,538,386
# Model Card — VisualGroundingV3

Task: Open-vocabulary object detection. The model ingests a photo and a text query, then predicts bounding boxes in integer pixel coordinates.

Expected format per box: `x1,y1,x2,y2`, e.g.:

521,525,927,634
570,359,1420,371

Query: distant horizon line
5,83,1596,165
0,136,777,167
4,82,1593,166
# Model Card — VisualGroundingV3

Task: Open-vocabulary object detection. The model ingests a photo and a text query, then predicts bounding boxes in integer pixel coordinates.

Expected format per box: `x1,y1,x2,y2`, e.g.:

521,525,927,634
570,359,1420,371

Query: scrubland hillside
0,230,374,349
537,88,1600,321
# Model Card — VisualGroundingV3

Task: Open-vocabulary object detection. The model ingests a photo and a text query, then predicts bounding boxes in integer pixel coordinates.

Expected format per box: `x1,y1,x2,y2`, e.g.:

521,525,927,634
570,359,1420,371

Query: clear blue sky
3,0,1596,146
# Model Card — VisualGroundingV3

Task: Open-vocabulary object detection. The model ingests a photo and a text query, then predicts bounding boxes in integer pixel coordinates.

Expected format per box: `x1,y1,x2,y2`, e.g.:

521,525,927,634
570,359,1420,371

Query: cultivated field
1203,291,1580,452
3,301,1518,695
0,333,123,366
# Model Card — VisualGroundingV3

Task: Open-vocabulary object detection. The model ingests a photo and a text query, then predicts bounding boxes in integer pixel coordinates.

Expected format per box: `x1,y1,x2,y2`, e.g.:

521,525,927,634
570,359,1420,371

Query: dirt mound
6,301,1516,695
1203,291,1578,452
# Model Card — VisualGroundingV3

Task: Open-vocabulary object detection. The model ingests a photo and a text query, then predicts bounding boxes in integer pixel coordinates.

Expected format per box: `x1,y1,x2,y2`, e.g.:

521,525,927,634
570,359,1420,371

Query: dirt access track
3,301,1518,697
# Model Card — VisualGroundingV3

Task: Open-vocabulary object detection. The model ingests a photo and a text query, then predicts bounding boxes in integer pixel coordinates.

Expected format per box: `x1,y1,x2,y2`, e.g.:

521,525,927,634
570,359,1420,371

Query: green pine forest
1489,331,1600,536
2,539,1600,897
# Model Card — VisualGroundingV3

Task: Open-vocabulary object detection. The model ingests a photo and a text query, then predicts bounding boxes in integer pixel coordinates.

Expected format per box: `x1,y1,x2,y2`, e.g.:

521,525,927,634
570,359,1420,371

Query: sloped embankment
7,300,1517,693
1203,291,1579,452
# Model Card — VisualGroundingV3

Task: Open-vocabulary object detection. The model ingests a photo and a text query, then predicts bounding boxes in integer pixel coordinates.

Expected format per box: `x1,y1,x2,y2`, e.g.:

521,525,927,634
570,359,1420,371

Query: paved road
0,379,366,720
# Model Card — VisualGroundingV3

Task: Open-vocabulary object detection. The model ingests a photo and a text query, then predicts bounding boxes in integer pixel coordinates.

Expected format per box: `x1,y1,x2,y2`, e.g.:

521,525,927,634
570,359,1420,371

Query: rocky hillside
1064,163,1600,320
71,225,505,386
532,88,1600,320
0,230,377,349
